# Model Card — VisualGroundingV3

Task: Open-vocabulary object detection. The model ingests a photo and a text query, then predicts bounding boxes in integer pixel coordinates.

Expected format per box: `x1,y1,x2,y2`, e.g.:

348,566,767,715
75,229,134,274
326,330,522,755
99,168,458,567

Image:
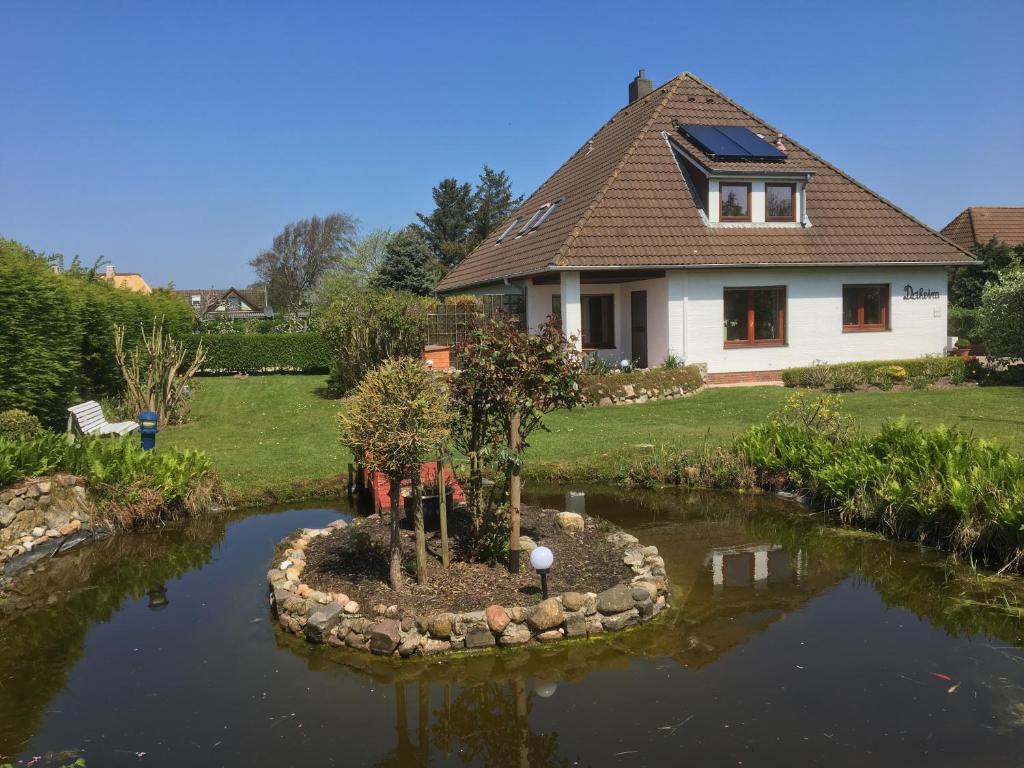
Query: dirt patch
302,506,634,615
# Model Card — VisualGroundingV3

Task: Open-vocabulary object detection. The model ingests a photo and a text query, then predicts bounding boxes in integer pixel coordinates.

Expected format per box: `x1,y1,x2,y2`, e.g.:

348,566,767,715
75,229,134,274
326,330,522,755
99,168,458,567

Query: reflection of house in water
707,545,808,590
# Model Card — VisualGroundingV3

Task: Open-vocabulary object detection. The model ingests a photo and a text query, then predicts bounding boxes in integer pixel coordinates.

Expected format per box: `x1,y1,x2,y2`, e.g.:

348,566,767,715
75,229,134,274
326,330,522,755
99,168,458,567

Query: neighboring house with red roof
436,71,975,378
174,286,272,319
941,207,1024,251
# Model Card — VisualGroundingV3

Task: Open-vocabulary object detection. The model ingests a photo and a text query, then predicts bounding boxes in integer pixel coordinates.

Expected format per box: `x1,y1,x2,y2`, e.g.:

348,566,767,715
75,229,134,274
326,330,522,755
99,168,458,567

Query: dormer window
719,183,751,222
766,183,796,222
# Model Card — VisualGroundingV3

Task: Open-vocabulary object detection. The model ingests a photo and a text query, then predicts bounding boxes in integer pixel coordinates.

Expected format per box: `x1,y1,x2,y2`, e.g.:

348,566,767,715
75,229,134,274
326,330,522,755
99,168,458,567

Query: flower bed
582,365,704,406
268,507,670,658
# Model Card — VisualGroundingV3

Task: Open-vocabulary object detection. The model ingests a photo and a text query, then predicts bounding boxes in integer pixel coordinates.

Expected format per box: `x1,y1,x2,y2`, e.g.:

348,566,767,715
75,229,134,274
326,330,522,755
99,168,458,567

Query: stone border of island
1,475,92,565
268,518,670,658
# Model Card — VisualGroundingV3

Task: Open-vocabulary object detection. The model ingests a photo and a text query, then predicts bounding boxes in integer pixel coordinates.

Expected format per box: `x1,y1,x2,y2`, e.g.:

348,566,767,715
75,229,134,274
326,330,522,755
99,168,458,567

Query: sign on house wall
902,284,941,300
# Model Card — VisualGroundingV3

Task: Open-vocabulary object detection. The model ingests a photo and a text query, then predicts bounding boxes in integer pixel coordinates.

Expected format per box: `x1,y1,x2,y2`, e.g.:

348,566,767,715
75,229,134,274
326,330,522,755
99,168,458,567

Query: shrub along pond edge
268,512,670,658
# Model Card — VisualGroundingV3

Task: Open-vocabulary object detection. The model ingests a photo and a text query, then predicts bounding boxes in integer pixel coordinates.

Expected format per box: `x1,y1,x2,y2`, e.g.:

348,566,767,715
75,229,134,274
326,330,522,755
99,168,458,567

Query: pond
2,487,1024,766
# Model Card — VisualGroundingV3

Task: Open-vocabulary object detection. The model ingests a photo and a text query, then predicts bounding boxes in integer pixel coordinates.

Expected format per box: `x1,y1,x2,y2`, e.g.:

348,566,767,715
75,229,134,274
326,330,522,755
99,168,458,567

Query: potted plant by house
954,338,973,359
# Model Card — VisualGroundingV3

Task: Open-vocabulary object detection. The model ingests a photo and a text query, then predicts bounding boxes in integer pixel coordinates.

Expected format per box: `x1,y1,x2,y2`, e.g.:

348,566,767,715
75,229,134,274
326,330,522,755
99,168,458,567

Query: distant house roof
437,72,974,292
940,207,1024,250
99,264,152,294
174,287,272,318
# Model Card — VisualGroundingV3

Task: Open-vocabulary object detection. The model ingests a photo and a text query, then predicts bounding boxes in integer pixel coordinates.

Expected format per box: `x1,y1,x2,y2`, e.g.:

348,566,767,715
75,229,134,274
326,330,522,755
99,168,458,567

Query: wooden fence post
437,454,450,569
509,412,521,574
412,466,427,584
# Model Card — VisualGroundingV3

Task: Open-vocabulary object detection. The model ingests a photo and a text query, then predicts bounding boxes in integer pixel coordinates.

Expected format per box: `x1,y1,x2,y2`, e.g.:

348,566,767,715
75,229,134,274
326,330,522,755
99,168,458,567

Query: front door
630,290,648,368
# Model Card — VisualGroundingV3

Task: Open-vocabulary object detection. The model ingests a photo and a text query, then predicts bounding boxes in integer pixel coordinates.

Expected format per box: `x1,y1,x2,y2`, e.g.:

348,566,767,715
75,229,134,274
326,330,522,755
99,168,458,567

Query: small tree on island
450,316,584,571
338,358,451,590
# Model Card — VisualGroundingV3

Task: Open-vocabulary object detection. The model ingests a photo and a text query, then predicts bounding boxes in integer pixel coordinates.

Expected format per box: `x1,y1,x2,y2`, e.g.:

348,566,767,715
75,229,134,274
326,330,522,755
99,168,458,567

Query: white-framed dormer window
765,183,796,222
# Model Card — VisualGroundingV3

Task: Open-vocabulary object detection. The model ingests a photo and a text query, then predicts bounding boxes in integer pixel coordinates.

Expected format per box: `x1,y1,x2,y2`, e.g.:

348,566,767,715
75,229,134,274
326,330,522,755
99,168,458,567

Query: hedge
0,240,194,428
782,356,966,389
187,332,332,373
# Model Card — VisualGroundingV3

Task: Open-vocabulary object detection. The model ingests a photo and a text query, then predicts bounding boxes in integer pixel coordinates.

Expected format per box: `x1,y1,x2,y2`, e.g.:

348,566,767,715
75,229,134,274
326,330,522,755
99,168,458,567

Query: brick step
705,370,785,387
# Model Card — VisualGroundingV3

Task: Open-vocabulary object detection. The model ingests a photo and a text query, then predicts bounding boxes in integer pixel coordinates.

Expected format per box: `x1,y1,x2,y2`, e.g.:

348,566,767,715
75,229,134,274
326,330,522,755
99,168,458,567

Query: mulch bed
302,505,633,615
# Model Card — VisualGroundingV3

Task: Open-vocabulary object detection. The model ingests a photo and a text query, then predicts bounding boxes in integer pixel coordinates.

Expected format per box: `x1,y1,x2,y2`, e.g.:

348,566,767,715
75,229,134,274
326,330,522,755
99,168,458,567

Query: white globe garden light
619,359,630,370
530,546,554,599
529,546,554,571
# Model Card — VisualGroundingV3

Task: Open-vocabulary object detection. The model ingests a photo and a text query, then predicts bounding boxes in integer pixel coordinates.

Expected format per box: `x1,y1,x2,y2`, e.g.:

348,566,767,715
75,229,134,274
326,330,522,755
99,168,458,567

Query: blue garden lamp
139,411,159,451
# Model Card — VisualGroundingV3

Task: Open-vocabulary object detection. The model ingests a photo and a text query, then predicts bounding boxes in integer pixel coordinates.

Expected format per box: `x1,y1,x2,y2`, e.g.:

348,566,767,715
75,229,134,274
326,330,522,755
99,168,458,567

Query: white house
436,71,975,382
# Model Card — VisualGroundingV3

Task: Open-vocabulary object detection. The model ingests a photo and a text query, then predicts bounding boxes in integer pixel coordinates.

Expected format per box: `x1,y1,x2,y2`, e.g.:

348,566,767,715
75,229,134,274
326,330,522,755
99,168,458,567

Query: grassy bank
162,375,1024,497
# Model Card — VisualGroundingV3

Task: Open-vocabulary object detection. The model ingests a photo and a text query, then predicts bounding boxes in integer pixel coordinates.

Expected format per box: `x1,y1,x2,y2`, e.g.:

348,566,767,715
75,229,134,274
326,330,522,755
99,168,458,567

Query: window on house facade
842,284,889,331
765,183,796,222
551,294,561,326
719,183,751,221
582,294,614,349
724,287,786,346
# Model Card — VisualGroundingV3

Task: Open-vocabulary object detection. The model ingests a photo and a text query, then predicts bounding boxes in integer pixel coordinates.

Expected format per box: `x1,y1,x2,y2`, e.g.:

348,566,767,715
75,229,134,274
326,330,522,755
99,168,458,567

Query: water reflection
2,488,1024,766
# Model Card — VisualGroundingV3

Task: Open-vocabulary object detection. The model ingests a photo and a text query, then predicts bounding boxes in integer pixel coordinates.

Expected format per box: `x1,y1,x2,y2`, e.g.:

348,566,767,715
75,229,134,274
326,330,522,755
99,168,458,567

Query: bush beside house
782,356,966,391
319,290,431,393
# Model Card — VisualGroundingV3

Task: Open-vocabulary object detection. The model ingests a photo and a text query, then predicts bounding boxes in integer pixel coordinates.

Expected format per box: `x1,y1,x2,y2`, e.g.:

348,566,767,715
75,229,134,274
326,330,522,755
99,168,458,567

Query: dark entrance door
630,290,648,368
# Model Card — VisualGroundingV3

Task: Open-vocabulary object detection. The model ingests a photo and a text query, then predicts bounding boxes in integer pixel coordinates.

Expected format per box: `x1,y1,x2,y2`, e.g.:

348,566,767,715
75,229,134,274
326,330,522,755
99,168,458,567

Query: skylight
496,217,522,243
518,206,547,235
531,200,561,230
516,201,562,236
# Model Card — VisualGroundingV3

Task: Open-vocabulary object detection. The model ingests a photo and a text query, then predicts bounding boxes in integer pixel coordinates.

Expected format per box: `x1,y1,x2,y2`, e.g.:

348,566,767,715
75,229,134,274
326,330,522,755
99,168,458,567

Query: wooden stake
509,412,522,573
437,455,450,569
388,478,403,591
412,466,427,584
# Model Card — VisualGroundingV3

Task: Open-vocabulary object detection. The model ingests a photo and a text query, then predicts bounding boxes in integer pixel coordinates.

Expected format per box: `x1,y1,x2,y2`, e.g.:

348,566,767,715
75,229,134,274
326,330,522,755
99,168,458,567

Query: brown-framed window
582,294,614,349
765,183,796,222
719,182,751,222
724,287,786,346
842,284,889,331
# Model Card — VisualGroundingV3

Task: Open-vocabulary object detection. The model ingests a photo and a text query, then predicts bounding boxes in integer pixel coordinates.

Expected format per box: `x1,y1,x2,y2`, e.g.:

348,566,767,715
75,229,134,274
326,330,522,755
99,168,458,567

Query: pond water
2,487,1024,767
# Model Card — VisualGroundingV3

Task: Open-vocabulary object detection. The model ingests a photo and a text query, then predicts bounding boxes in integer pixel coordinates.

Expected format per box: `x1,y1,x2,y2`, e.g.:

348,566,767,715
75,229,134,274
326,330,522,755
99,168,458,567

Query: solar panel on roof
678,124,785,161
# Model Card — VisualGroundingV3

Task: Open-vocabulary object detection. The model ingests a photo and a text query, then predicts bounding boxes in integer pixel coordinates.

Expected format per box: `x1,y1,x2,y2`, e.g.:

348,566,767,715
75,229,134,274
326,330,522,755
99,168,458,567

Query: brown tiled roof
437,73,975,292
940,207,1024,250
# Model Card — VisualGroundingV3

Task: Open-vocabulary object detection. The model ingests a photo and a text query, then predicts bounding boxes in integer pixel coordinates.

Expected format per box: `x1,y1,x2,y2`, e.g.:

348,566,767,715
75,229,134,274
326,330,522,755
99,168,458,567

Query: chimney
105,264,115,279
628,69,652,104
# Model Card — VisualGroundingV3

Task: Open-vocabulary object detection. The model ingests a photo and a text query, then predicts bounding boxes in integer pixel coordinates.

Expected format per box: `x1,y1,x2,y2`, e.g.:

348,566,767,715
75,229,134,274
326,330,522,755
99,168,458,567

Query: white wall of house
527,276,670,365
497,264,948,375
682,265,949,373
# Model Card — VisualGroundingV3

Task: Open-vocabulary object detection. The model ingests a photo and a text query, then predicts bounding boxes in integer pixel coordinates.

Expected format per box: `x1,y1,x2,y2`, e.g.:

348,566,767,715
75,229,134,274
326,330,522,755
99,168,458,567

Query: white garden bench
67,401,139,437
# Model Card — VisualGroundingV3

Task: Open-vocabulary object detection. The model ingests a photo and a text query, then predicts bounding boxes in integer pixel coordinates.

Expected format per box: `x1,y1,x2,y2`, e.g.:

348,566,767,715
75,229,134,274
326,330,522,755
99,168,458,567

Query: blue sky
2,0,1021,288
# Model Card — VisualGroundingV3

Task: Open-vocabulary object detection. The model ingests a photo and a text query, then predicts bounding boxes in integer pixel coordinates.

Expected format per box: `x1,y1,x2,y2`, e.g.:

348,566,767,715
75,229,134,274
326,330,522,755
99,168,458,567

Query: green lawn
163,375,1024,497
163,375,350,497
